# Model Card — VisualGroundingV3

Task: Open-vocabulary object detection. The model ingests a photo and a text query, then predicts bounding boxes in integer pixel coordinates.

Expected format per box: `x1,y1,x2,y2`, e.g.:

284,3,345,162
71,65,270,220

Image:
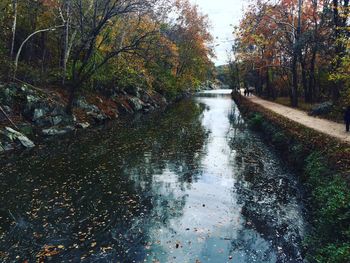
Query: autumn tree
232,0,349,109
0,0,214,109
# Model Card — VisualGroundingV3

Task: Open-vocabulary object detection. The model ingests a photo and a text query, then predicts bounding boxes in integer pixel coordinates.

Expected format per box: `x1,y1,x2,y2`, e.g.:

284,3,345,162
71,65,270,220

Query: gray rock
87,111,108,122
76,122,90,129
139,89,151,103
42,126,75,136
23,94,42,118
309,101,333,116
125,86,140,97
143,104,155,113
26,94,40,106
51,106,65,116
20,84,29,92
117,103,134,114
0,85,17,105
75,97,100,112
51,115,63,126
3,105,12,113
2,142,15,151
127,97,144,111
4,127,35,148
33,108,46,121
33,116,52,127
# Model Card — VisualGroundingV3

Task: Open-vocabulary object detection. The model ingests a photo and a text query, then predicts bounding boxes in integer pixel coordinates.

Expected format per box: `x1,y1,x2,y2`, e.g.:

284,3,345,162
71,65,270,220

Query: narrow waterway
0,90,305,262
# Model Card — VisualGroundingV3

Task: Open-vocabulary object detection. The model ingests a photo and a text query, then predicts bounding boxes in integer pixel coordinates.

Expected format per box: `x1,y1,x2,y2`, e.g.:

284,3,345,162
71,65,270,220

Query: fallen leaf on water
36,245,64,259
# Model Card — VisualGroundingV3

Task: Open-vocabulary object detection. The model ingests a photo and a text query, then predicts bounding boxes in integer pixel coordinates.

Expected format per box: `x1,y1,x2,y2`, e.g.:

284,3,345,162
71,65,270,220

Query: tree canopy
231,0,349,109
0,0,214,110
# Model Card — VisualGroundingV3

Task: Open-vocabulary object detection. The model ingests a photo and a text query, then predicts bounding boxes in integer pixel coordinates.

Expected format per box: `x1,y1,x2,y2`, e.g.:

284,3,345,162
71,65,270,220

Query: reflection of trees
227,108,305,262
228,104,246,137
0,99,208,262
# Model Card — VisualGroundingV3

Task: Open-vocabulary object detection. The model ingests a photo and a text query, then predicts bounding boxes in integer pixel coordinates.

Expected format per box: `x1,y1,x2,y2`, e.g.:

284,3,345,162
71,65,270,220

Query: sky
191,0,247,66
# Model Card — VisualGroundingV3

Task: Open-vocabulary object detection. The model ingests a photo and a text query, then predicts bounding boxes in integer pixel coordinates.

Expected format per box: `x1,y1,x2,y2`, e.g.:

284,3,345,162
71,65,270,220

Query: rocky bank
0,83,168,154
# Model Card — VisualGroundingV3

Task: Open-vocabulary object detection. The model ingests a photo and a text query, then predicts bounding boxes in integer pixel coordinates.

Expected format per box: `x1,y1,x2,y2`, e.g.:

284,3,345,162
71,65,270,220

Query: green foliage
289,143,306,169
0,0,214,106
271,131,289,149
304,153,350,263
248,113,264,130
304,152,331,186
244,111,350,263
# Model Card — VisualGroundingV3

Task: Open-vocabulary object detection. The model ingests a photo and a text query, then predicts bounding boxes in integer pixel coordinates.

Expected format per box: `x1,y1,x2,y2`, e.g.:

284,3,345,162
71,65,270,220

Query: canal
0,90,305,262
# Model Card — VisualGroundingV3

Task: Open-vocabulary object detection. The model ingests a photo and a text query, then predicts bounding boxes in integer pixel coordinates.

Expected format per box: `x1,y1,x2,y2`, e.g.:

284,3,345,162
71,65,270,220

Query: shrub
304,153,350,263
248,113,264,130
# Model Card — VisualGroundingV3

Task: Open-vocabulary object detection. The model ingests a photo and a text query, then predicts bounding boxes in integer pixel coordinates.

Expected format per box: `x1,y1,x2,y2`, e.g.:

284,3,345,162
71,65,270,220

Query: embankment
232,93,350,263
0,82,178,155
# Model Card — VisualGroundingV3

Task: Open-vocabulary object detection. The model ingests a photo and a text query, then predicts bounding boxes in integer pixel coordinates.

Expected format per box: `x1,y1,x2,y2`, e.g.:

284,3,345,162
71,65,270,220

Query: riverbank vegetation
0,0,215,152
234,94,350,263
0,0,214,108
229,0,349,120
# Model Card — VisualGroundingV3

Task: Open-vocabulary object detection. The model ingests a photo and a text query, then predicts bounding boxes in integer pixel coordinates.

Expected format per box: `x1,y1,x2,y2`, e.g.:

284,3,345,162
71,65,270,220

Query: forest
0,0,214,112
228,0,349,118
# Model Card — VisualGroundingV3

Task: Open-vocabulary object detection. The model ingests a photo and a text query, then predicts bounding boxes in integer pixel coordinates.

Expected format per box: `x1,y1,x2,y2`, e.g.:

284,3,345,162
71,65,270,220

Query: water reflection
0,90,305,262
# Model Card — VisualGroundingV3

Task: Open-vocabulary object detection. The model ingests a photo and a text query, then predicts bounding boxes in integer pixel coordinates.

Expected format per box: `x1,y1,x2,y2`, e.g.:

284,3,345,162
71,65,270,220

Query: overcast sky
191,0,247,66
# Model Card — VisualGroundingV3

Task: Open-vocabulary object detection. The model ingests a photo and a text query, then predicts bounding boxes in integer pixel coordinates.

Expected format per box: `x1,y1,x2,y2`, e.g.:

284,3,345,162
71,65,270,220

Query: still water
0,90,305,262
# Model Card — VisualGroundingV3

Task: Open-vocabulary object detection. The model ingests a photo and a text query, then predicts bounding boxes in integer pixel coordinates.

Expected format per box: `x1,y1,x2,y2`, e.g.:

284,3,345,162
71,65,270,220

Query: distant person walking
344,106,350,132
244,88,247,96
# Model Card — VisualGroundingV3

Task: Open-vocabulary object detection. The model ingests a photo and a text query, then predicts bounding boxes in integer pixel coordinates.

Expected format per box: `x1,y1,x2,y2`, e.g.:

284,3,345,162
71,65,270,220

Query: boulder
142,103,155,113
42,126,75,136
76,122,90,129
139,89,151,103
125,86,140,97
309,101,333,116
0,84,17,105
117,102,134,114
3,105,12,114
33,108,47,121
4,127,35,148
127,97,144,112
75,97,100,113
51,115,63,126
87,111,108,122
0,142,15,152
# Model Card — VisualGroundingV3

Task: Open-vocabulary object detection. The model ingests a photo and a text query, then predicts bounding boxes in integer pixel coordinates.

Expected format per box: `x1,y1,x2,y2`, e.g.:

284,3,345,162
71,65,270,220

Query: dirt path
246,95,350,143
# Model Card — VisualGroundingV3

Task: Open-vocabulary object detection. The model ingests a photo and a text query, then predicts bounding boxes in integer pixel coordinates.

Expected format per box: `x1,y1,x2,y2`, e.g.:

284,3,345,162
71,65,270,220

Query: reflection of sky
145,91,276,262
191,0,247,65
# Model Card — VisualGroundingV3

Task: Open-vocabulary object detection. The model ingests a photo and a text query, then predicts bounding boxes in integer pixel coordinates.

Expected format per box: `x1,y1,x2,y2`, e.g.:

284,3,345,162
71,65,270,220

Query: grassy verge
233,93,350,263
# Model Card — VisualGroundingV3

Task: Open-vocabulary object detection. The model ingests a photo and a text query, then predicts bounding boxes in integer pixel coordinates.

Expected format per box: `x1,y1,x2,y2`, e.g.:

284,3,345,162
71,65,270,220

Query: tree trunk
300,58,309,102
291,54,298,107
10,0,18,59
266,68,271,99
309,47,317,102
66,82,78,114
257,69,263,96
13,26,64,79
290,0,302,107
331,0,349,102
62,0,71,85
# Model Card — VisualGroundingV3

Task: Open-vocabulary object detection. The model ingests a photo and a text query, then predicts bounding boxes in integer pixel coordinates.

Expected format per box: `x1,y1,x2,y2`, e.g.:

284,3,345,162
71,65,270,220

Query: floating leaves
36,245,64,261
